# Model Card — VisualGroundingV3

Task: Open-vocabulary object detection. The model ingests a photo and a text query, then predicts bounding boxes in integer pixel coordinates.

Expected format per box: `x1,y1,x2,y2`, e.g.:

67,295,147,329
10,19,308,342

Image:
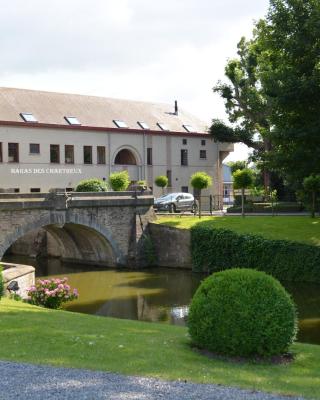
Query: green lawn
156,216,320,246
0,298,319,399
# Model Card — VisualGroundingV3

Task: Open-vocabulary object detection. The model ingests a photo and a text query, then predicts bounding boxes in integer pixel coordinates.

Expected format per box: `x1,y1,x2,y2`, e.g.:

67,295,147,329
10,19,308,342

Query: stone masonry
0,192,155,267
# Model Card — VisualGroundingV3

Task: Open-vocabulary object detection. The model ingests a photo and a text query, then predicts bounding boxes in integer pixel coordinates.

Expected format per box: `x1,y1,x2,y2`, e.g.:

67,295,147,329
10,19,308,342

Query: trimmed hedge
227,202,304,213
188,269,297,357
191,225,320,282
0,264,3,300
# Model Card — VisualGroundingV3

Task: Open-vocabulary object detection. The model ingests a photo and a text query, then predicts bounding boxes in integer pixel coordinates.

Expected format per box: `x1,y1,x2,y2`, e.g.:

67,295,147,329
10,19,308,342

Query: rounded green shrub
188,268,297,358
75,178,109,192
109,170,130,191
154,175,168,188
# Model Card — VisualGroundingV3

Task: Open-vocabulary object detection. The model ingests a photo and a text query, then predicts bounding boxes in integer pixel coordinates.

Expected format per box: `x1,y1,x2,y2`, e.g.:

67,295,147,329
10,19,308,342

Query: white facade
0,88,233,198
0,126,233,198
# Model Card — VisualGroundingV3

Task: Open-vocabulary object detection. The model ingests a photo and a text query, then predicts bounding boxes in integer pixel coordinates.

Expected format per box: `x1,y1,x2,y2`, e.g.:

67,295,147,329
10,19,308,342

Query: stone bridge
0,191,155,267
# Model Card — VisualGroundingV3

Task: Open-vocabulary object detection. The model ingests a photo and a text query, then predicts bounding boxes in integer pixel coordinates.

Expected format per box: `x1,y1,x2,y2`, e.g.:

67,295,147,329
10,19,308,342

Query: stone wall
2,262,35,299
149,223,192,269
0,193,155,267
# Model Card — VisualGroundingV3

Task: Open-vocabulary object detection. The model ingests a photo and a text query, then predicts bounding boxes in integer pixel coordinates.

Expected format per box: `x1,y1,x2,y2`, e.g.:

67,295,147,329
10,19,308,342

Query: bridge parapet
0,191,154,211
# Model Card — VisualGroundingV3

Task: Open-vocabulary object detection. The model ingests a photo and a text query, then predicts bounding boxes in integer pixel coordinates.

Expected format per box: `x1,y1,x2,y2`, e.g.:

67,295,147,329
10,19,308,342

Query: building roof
223,164,233,183
0,87,208,134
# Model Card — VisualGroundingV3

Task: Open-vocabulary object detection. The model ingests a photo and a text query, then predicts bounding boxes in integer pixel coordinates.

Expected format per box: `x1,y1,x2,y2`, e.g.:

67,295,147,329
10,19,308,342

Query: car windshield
157,194,177,201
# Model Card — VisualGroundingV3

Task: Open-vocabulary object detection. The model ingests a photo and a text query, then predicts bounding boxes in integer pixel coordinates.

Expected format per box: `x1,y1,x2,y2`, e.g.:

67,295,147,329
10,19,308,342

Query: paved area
0,361,305,400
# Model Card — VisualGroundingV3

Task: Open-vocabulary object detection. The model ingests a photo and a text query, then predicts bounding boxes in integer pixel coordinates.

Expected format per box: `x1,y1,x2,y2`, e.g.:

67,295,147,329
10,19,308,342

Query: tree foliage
302,174,320,217
109,171,130,191
190,172,212,218
227,160,247,174
212,0,320,190
233,169,254,217
255,0,320,186
154,176,168,189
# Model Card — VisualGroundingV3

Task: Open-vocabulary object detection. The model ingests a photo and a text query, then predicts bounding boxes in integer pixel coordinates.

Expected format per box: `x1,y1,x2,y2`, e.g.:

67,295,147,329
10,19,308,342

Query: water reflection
3,255,320,345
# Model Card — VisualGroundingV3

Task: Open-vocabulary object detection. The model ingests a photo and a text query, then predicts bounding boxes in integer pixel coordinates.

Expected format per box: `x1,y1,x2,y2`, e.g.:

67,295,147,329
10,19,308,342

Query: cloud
0,0,270,160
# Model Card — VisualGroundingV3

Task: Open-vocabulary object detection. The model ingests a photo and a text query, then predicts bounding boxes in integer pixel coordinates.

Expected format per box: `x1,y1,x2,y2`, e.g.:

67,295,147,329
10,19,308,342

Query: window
50,145,60,163
66,187,74,192
183,124,195,133
166,170,172,187
14,188,20,193
8,143,19,162
147,148,152,165
65,116,81,125
97,146,106,164
30,188,41,193
182,139,187,145
84,146,92,164
20,113,37,123
181,149,188,166
200,150,207,159
181,186,189,193
201,139,206,146
157,123,169,131
0,143,2,162
138,121,150,130
29,143,40,154
65,145,74,164
113,120,128,128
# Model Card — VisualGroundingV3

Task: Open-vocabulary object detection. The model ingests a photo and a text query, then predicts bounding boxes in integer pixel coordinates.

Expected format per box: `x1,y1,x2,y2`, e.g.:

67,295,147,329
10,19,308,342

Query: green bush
188,269,297,358
191,225,320,282
75,178,109,192
154,176,168,189
109,171,130,191
227,202,304,213
0,264,3,300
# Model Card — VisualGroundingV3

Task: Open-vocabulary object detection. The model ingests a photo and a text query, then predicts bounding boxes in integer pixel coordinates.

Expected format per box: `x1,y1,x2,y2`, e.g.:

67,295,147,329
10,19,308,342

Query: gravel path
0,361,306,400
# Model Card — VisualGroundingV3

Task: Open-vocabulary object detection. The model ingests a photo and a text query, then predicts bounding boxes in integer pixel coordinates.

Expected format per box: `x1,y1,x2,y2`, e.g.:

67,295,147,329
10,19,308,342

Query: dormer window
137,121,150,130
113,120,128,128
183,124,195,133
157,123,169,131
20,113,37,123
65,116,81,125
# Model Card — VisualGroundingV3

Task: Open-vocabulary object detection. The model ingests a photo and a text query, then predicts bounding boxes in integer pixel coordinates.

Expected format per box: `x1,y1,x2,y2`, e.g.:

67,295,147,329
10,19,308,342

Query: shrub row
0,264,3,300
191,225,320,282
227,202,304,213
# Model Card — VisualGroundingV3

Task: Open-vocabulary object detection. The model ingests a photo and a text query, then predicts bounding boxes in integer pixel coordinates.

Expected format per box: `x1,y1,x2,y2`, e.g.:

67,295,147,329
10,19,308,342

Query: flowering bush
27,277,78,309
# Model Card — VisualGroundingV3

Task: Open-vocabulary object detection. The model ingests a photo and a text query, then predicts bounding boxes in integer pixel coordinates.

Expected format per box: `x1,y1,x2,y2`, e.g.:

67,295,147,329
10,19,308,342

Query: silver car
154,192,198,213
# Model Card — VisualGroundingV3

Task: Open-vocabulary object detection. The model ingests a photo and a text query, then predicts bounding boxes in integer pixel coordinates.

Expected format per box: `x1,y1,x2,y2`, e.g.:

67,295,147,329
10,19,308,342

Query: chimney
174,100,178,115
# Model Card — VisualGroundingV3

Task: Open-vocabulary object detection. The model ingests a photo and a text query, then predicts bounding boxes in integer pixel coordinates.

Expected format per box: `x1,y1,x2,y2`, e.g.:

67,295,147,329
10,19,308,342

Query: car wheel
192,203,198,214
169,203,176,213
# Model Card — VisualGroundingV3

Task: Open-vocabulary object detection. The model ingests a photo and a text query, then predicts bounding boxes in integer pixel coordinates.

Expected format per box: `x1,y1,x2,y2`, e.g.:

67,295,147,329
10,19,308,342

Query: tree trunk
241,188,245,218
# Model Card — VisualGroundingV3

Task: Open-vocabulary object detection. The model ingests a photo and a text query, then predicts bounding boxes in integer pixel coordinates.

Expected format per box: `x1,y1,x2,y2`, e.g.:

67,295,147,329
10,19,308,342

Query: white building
0,88,233,198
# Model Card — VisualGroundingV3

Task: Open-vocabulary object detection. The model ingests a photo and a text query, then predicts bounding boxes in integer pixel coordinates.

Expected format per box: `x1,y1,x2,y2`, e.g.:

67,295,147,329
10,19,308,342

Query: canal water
3,255,320,345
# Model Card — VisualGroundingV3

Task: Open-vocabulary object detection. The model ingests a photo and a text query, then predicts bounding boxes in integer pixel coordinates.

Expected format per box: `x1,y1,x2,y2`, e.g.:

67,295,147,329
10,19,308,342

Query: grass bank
0,298,319,399
157,216,320,246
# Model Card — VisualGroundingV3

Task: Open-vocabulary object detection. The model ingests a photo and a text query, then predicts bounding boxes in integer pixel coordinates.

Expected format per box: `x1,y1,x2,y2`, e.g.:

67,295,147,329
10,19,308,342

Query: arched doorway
114,149,137,165
112,147,142,181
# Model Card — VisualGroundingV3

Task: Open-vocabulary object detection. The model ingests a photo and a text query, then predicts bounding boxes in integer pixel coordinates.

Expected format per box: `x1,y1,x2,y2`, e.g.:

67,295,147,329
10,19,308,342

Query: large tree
255,0,320,187
212,0,320,191
211,37,272,189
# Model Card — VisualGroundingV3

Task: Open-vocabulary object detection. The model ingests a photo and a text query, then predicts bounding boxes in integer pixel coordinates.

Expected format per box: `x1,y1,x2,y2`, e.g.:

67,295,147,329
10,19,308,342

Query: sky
0,0,270,161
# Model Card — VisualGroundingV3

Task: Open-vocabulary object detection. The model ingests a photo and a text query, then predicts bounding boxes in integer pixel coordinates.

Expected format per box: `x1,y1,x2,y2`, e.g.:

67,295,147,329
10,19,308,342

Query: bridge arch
0,211,125,266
